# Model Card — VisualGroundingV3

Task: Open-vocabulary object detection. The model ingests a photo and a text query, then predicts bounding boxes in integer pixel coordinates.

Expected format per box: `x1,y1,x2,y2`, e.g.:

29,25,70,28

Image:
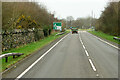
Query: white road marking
15,34,69,80
80,40,84,45
81,42,84,45
83,45,86,49
88,32,120,50
97,37,119,49
89,59,97,72
96,74,99,77
78,31,97,72
85,50,89,57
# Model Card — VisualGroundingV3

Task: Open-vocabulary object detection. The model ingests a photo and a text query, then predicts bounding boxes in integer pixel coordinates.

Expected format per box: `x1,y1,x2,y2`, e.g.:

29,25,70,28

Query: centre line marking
89,59,97,72
15,33,69,80
78,31,97,72
83,45,86,49
85,50,89,57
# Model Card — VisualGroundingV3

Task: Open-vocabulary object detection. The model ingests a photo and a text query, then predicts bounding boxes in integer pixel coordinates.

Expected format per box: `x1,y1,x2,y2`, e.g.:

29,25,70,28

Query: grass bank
1,31,69,71
88,31,120,44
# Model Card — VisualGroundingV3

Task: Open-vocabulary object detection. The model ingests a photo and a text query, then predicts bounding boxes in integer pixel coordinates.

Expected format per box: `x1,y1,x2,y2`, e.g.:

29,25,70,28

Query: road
3,31,118,78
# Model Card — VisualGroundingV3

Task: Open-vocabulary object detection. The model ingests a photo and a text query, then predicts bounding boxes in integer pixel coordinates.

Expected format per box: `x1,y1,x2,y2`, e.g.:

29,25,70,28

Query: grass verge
1,31,69,71
88,31,120,44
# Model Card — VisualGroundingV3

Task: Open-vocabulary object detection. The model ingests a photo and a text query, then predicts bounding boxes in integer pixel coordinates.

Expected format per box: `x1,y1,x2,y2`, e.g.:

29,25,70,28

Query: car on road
71,27,78,34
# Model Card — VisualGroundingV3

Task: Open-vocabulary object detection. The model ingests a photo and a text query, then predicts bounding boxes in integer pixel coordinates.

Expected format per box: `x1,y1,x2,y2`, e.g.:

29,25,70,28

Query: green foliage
2,2,54,30
42,25,52,37
33,29,44,41
88,31,120,44
95,2,119,36
2,32,66,71
15,15,38,29
61,26,66,32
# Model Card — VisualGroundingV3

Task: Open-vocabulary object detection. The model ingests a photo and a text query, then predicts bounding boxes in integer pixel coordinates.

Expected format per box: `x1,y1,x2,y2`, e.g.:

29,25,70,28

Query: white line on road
78,31,97,72
15,33,69,80
89,59,97,72
81,42,84,45
83,45,86,49
97,37,119,50
85,50,89,57
88,32,120,50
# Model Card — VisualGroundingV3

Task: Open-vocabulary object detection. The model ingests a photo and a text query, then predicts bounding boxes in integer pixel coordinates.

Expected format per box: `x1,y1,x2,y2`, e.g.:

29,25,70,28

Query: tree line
95,1,119,36
2,1,55,36
66,1,119,36
66,16,96,29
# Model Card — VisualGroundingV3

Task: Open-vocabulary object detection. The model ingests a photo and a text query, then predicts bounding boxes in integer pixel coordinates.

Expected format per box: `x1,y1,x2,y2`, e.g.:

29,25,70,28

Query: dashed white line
15,33,69,80
78,31,97,72
85,50,89,57
89,59,97,72
81,42,84,45
83,45,86,49
81,41,84,45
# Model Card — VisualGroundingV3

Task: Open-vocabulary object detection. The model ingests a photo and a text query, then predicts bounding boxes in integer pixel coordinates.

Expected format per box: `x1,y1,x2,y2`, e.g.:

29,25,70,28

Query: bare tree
2,1,55,30
66,16,74,28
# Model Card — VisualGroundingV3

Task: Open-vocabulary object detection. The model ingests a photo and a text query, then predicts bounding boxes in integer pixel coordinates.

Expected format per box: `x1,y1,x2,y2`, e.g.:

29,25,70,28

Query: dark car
71,27,78,34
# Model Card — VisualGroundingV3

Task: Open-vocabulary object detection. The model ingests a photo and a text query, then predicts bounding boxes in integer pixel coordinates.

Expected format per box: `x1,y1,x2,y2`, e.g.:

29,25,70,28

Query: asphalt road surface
3,31,118,78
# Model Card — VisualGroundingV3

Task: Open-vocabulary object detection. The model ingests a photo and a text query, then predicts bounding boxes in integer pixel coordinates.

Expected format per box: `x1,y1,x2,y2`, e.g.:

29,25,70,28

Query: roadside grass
88,31,120,44
79,29,91,31
1,31,70,71
66,29,71,32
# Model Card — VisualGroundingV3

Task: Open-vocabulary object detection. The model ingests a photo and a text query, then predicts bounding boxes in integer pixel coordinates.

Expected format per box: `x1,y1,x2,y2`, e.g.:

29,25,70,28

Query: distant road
3,31,118,78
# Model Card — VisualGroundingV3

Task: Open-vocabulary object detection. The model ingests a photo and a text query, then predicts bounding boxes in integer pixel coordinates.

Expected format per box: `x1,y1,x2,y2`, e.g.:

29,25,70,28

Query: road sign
53,22,62,31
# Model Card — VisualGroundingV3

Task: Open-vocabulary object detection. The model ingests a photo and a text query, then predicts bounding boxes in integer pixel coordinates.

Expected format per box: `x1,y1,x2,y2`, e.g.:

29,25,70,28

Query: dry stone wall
2,29,44,51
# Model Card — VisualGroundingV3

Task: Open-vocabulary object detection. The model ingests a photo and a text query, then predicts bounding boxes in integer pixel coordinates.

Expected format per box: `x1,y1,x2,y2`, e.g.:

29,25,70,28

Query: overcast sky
37,0,109,20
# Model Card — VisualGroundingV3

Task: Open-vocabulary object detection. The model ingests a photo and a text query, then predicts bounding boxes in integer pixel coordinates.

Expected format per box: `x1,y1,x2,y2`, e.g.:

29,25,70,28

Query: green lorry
71,27,78,34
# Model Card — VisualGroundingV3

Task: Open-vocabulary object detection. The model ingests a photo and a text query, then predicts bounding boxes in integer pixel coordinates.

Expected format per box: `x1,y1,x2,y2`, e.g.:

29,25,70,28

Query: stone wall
2,29,44,51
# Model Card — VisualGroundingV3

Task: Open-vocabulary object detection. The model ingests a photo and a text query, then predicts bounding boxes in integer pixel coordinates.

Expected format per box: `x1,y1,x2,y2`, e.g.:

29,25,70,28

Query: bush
34,29,44,41
43,25,52,37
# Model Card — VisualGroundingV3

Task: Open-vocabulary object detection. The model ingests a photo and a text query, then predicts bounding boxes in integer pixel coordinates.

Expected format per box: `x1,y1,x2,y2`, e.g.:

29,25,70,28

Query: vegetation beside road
1,1,68,72
88,31,120,44
1,31,70,71
87,2,119,44
95,2,119,36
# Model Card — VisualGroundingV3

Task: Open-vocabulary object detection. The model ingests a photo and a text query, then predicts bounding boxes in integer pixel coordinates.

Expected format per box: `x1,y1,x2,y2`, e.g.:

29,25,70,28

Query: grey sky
37,0,109,19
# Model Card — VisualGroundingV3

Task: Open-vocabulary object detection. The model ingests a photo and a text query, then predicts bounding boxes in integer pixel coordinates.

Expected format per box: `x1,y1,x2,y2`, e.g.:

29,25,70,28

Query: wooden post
5,57,8,63
13,55,15,58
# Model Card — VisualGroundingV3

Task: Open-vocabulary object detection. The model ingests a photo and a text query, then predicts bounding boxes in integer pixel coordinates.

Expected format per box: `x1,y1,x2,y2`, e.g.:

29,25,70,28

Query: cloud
37,0,109,19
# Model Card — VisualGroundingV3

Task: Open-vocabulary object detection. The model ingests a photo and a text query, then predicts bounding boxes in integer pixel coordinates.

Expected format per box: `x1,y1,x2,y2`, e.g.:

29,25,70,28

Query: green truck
71,27,78,34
